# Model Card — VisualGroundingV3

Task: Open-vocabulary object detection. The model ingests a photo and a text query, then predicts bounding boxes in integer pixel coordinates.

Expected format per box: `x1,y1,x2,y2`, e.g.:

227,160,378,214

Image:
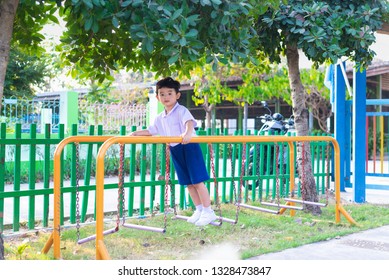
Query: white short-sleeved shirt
147,102,197,146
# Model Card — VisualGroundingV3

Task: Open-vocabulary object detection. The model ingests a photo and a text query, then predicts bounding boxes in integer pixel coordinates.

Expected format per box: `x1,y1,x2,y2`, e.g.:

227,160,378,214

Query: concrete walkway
250,187,389,260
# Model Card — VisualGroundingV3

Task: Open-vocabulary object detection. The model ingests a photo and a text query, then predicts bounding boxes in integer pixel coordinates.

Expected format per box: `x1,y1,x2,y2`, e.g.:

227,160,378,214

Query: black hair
156,77,180,94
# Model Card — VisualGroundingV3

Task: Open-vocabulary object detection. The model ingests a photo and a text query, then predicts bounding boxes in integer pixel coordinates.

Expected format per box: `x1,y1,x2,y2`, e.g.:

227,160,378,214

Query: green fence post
0,123,6,232
43,124,51,227
81,125,95,222
128,126,136,216
69,124,78,224
221,128,228,203
140,131,147,216
13,124,21,231
59,124,65,225
28,124,37,229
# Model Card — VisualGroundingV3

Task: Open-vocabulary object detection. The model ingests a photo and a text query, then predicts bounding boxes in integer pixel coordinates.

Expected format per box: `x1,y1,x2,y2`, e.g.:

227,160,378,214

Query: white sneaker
195,210,217,226
187,210,202,224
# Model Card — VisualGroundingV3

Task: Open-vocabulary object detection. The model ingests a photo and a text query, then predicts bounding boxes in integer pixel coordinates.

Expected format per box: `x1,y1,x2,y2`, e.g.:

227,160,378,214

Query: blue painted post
345,100,352,188
352,68,366,203
334,63,346,192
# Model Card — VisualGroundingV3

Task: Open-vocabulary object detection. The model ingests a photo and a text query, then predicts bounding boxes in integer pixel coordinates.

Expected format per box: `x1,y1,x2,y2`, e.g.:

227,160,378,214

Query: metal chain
230,144,237,204
163,145,171,231
301,141,306,198
235,143,246,223
75,142,81,241
325,141,331,204
117,143,126,228
208,143,222,224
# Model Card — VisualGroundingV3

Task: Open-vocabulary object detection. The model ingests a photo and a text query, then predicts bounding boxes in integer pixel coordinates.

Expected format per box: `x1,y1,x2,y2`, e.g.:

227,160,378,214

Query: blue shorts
170,143,210,185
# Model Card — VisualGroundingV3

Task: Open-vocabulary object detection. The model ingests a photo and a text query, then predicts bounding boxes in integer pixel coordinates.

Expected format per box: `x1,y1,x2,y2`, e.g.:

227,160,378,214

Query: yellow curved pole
42,136,112,259
94,135,357,260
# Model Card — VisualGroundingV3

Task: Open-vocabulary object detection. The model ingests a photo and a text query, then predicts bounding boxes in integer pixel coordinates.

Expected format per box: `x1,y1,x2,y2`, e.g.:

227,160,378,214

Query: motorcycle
246,101,295,190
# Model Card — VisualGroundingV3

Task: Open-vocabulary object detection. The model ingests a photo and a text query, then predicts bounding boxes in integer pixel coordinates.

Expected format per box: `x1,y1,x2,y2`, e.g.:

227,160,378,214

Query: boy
130,77,217,226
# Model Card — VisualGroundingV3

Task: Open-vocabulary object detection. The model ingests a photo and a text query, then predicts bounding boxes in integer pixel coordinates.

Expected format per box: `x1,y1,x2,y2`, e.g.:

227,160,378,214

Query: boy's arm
130,130,152,136
181,120,195,144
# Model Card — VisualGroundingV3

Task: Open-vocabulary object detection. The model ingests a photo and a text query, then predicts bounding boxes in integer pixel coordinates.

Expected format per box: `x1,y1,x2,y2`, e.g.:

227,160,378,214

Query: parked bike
246,101,295,190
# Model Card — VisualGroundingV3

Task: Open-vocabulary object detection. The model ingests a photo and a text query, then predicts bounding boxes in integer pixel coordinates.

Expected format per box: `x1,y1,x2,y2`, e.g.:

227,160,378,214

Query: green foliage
13,0,59,56
4,45,51,99
255,0,389,70
55,0,281,83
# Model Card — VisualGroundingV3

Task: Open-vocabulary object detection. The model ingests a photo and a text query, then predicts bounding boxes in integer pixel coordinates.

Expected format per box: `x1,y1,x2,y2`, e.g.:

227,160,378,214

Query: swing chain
117,143,126,228
75,142,81,241
325,141,331,204
164,145,171,230
208,143,222,224
236,143,246,222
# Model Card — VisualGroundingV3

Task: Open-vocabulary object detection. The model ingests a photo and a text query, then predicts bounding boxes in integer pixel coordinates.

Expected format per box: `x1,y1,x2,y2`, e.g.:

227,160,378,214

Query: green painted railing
0,122,331,233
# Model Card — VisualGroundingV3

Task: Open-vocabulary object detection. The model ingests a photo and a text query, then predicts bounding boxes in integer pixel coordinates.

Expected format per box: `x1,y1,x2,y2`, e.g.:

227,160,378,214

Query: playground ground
2,172,389,261
250,174,389,260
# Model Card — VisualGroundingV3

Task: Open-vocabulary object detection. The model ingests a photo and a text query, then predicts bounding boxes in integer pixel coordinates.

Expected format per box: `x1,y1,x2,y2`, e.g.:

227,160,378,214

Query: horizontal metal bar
122,223,166,233
366,112,389,116
237,203,280,214
260,201,303,210
77,227,118,245
284,198,327,207
366,99,389,106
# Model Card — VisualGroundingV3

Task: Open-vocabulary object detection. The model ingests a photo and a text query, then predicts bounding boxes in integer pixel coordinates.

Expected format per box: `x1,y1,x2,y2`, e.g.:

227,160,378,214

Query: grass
3,196,389,260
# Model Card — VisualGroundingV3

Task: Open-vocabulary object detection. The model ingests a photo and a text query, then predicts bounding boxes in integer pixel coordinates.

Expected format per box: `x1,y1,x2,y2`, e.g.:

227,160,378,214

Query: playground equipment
172,143,241,225
43,135,356,260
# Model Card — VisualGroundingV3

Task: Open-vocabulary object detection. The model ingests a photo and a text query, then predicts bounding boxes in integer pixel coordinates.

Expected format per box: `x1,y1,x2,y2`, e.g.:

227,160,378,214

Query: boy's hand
181,132,192,144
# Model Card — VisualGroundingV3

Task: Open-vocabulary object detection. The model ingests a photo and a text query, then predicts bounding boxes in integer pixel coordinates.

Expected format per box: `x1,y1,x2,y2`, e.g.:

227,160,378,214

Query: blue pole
334,63,346,192
345,100,352,188
352,68,366,203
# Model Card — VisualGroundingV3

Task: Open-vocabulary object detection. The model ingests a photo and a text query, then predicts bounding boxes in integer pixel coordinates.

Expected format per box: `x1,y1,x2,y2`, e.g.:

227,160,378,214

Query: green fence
0,122,331,233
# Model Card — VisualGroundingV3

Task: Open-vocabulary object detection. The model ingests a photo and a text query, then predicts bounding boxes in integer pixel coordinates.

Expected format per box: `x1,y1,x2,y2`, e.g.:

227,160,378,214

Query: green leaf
179,37,187,46
185,29,198,37
121,0,132,7
171,8,183,20
168,53,180,64
112,16,119,28
85,17,93,31
82,0,93,9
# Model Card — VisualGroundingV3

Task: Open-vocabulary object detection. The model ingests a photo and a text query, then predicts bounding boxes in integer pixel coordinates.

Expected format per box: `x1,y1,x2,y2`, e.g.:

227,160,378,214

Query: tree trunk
286,44,322,215
0,234,4,260
0,0,19,114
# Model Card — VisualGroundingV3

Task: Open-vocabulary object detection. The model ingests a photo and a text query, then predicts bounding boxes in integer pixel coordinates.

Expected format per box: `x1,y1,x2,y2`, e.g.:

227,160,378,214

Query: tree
0,0,281,258
255,0,389,214
0,0,282,112
4,45,51,99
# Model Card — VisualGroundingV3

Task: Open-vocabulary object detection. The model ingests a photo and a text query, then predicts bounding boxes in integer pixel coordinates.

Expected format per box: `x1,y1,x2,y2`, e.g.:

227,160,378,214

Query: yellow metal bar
42,136,112,259
96,240,111,260
94,135,357,259
41,232,53,254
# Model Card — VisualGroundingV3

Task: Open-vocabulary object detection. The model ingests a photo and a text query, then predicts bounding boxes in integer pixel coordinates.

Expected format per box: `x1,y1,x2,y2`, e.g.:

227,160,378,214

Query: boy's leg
186,185,203,223
189,183,217,226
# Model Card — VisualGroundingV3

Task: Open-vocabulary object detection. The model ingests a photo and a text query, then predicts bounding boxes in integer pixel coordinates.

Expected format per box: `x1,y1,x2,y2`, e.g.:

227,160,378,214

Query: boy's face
156,87,181,110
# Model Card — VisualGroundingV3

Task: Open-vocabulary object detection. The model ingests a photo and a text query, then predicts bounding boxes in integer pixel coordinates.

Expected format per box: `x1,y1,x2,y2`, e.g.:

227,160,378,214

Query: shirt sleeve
180,107,197,128
147,116,160,135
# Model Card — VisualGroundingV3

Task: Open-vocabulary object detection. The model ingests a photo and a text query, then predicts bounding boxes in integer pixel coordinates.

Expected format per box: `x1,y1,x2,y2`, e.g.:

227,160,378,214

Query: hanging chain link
117,143,126,229
236,143,246,223
75,142,81,241
163,144,171,231
208,143,222,224
325,141,331,204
